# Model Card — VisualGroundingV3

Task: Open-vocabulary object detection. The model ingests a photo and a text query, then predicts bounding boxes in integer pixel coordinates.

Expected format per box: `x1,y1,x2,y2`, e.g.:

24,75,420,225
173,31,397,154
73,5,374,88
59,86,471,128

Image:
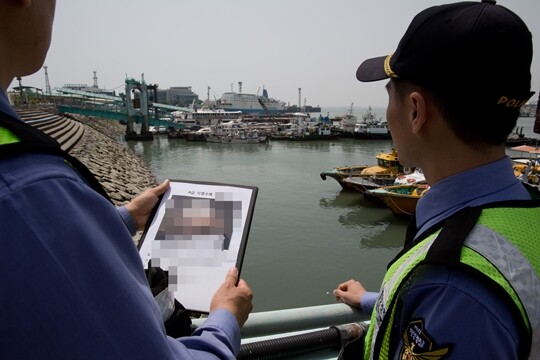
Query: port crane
257,96,278,124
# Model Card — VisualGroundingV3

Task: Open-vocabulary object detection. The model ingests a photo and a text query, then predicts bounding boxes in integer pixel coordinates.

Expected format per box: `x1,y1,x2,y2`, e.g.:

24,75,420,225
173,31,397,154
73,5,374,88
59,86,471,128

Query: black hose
238,327,341,360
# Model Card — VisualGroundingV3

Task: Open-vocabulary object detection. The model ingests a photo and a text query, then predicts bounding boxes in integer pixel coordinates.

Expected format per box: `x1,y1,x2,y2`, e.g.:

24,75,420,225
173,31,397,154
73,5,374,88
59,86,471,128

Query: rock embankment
66,114,157,206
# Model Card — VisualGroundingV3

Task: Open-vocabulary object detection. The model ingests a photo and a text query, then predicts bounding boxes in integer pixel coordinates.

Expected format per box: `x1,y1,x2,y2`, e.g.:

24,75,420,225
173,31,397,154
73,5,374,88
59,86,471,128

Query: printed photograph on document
138,180,258,313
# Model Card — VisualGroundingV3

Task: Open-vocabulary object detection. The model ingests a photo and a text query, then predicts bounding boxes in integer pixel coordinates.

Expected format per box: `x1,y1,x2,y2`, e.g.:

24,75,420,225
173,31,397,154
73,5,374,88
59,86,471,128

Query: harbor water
125,115,539,313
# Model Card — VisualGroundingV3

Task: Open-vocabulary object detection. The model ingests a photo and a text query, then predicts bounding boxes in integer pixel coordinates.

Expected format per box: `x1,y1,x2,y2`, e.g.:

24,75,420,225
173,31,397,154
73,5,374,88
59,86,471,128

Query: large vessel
216,82,286,114
171,107,242,127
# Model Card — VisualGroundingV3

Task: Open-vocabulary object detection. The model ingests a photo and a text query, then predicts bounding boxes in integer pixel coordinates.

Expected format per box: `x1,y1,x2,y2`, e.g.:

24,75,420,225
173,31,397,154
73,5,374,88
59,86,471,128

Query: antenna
298,88,301,108
93,70,99,88
43,66,52,96
238,81,243,93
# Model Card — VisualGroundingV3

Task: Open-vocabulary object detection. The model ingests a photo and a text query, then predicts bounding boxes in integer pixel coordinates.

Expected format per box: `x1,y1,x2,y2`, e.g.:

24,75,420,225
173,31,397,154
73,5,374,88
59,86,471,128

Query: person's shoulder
0,151,84,197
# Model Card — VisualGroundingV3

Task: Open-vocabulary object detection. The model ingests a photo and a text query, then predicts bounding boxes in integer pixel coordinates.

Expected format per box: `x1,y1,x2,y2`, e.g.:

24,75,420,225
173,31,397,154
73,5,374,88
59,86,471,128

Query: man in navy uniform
335,1,539,358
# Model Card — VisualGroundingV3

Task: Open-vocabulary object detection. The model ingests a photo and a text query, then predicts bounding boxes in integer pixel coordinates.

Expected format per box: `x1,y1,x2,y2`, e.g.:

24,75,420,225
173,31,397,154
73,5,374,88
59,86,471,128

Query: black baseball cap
356,0,534,109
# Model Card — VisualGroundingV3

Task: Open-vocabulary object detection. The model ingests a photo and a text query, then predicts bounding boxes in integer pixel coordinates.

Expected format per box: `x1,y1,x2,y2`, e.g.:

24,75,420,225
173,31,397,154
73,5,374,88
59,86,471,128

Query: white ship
171,107,242,126
216,82,286,114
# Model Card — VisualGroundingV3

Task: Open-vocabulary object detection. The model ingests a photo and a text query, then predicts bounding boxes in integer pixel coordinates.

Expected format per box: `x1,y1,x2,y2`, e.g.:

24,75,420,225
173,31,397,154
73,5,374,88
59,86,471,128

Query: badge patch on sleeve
400,319,452,360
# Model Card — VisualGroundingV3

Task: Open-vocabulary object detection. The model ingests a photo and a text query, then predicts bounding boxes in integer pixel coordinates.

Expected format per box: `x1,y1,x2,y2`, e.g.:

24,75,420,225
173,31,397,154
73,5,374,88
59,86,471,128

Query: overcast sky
12,0,540,107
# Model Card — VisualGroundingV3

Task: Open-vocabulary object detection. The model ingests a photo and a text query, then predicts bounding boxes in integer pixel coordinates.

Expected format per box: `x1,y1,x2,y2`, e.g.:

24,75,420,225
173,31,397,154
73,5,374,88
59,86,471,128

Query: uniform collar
415,157,530,237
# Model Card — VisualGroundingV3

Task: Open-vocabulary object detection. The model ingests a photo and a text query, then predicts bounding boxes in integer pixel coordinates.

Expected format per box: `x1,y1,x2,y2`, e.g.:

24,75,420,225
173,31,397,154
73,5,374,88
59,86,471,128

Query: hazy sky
13,0,540,107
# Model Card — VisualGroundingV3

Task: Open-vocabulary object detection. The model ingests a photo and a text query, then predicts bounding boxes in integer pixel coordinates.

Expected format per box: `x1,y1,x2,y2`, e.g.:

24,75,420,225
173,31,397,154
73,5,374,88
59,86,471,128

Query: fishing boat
342,168,425,201
271,112,311,139
353,121,391,140
341,176,396,193
511,145,540,187
364,183,430,217
167,127,183,139
320,148,402,190
203,118,268,144
505,127,537,146
205,130,268,144
289,123,339,141
330,103,357,138
353,107,392,140
394,168,425,185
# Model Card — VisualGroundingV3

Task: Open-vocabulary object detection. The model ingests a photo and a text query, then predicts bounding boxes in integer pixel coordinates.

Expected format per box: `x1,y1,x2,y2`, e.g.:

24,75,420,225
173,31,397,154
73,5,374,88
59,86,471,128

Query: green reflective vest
0,125,19,144
0,111,111,202
364,204,540,359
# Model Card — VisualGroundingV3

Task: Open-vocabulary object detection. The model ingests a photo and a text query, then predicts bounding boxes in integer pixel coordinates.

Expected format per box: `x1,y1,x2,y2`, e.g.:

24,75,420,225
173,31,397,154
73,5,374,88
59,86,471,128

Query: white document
138,180,258,313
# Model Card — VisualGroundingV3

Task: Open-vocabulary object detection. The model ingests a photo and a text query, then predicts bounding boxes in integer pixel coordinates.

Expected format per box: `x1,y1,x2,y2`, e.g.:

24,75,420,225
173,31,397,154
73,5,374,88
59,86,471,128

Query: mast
534,89,540,134
43,66,52,96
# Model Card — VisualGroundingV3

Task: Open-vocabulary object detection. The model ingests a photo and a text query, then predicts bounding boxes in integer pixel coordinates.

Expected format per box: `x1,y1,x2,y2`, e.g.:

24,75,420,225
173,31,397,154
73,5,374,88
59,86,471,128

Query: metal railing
192,303,368,339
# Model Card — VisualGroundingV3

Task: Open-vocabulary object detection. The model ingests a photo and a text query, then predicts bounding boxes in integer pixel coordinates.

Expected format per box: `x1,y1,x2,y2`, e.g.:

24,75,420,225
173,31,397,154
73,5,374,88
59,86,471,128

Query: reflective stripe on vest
365,206,540,359
0,113,112,203
365,235,435,360
0,126,19,144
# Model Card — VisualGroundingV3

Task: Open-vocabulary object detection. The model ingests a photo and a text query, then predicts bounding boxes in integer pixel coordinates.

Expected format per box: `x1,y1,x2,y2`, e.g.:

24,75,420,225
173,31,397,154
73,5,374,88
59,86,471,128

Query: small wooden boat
364,183,430,217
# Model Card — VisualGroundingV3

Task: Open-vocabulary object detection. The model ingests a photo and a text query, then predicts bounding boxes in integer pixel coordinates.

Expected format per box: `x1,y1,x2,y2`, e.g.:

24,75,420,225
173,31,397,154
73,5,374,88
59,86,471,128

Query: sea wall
67,115,157,206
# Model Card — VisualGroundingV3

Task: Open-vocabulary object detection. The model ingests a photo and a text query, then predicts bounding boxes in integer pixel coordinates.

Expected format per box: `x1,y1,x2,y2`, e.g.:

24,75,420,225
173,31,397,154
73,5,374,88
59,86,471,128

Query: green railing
57,105,183,129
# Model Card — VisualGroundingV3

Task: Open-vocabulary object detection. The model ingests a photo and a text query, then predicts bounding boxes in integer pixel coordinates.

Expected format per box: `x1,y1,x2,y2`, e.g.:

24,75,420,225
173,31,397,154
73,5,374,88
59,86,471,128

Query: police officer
334,1,540,358
0,1,253,359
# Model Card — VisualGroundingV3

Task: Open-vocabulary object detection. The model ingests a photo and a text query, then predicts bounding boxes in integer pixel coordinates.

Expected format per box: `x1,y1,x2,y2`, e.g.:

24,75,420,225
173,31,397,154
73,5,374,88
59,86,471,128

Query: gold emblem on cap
384,54,398,78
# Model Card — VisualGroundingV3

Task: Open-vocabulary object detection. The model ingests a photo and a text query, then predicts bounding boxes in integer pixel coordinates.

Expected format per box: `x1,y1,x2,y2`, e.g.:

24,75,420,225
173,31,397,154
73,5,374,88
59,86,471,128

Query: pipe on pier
238,322,368,360
191,303,368,338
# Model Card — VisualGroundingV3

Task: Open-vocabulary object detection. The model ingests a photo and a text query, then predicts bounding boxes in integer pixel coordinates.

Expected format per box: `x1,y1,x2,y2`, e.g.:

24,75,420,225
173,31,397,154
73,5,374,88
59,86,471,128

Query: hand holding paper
126,179,171,231
138,179,258,313
210,267,253,326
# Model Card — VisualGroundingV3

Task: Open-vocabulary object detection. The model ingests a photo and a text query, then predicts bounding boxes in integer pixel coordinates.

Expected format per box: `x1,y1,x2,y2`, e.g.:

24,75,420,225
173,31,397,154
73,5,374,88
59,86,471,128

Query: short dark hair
392,78,518,147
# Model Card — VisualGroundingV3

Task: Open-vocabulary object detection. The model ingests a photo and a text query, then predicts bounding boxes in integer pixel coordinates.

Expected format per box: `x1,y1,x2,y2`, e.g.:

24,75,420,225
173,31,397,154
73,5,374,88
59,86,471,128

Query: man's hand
210,268,253,327
333,279,366,308
125,179,170,231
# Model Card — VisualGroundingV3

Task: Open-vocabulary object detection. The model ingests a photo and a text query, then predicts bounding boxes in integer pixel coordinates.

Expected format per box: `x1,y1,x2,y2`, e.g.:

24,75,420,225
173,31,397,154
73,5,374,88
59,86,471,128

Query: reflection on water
319,191,406,250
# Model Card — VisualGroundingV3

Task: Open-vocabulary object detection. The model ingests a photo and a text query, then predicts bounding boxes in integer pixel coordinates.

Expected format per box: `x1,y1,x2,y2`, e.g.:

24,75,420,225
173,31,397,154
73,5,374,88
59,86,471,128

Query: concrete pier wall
66,114,157,205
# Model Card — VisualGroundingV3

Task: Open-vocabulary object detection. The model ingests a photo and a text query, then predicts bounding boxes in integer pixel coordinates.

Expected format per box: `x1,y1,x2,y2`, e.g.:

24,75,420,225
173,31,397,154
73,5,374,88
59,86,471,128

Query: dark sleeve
0,159,240,359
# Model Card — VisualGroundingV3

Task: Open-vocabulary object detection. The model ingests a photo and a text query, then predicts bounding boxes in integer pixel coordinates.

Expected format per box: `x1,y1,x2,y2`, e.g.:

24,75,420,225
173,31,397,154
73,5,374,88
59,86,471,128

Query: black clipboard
138,179,258,313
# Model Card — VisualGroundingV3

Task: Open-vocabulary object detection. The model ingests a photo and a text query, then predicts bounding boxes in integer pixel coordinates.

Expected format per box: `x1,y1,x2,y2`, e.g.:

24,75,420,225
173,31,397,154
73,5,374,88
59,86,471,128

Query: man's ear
409,91,428,134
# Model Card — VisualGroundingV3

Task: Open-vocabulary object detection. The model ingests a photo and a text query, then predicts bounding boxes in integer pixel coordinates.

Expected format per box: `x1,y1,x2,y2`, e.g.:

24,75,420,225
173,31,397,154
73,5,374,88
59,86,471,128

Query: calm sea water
125,114,539,312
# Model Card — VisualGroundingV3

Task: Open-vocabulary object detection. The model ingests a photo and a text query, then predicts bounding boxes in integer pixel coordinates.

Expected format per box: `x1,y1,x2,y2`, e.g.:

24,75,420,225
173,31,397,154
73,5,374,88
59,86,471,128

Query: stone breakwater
66,114,157,206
